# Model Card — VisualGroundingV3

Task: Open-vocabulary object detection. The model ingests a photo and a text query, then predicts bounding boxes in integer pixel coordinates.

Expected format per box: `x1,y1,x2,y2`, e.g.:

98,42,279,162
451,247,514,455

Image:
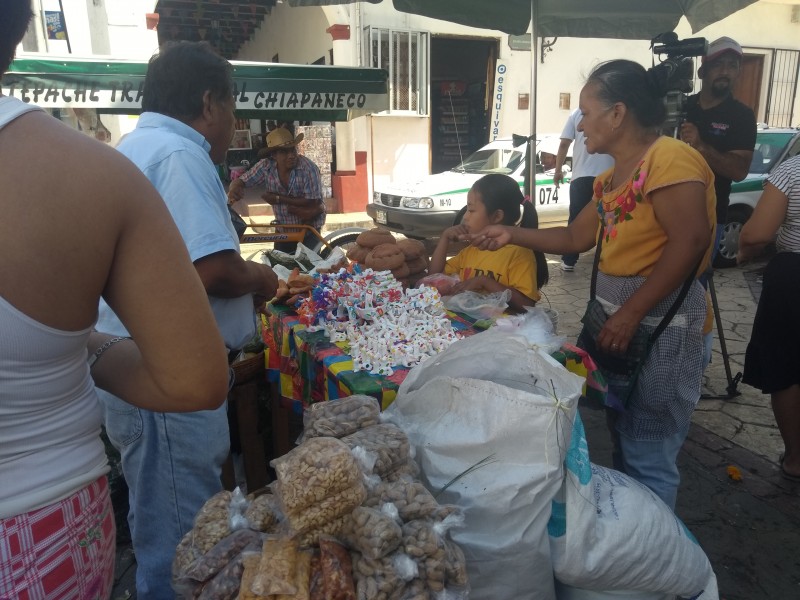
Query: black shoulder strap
589,226,700,344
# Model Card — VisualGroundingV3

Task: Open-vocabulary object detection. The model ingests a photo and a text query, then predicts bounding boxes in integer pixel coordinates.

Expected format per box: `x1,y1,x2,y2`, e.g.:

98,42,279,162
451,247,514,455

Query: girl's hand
464,225,512,250
451,275,497,294
442,224,470,242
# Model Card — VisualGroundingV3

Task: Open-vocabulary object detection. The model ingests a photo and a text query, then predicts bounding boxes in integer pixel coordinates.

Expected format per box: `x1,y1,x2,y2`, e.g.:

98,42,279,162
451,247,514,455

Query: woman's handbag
577,229,699,409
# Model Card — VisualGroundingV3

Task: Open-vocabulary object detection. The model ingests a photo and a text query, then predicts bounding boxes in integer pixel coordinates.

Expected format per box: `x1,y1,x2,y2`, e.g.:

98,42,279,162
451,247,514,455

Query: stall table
261,303,606,458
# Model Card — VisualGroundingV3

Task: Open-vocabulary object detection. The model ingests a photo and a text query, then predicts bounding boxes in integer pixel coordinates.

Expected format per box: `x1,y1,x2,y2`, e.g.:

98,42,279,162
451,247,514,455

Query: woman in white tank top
0,3,229,596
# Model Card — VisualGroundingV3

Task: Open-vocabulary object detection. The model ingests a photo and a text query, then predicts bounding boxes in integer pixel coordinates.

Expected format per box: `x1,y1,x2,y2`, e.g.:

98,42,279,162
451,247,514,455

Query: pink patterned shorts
0,476,116,600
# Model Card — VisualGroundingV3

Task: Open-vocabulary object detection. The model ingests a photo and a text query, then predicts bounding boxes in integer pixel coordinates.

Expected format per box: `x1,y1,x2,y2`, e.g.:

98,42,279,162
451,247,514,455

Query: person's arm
268,159,324,210
596,181,709,354
680,121,752,182
738,182,788,263
554,138,572,187
194,250,279,299
430,224,469,273
94,158,230,411
227,161,265,203
465,198,599,255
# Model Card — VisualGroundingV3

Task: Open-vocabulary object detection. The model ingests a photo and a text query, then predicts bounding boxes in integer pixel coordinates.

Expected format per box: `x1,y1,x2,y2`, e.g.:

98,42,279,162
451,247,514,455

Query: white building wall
234,0,800,198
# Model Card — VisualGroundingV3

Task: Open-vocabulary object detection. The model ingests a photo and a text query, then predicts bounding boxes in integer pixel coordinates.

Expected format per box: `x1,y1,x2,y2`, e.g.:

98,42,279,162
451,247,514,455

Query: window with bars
364,27,429,115
765,49,799,128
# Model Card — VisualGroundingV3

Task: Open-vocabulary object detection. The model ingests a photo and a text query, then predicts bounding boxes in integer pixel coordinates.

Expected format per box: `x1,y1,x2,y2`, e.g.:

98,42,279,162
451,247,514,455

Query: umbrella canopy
1,57,389,121
288,0,758,38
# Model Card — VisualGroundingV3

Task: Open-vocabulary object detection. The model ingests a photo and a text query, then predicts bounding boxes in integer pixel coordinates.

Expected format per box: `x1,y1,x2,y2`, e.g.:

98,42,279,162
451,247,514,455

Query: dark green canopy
287,0,758,38
1,57,389,121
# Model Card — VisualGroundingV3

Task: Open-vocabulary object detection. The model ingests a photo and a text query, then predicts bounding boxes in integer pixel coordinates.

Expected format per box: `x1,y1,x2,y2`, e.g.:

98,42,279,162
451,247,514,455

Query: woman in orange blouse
467,60,716,510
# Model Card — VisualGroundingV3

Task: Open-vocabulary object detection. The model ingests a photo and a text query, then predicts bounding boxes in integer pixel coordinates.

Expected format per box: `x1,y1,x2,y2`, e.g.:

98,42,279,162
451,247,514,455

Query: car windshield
452,147,524,174
750,132,795,174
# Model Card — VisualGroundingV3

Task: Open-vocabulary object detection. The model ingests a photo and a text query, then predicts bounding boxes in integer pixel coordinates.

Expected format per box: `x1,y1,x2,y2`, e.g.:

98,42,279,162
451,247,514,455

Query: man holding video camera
680,36,757,261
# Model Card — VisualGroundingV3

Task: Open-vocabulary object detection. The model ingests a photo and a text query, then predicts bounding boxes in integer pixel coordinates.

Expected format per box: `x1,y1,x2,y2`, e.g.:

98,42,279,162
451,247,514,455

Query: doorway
430,37,498,174
734,53,764,116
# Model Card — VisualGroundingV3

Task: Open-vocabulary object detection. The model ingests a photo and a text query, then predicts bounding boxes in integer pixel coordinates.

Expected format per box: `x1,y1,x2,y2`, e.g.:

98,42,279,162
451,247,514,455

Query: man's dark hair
1,0,33,74
142,41,233,122
587,59,666,128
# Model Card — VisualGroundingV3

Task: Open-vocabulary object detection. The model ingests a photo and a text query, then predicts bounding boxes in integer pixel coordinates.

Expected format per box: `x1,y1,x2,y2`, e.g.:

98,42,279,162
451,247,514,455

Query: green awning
1,57,389,121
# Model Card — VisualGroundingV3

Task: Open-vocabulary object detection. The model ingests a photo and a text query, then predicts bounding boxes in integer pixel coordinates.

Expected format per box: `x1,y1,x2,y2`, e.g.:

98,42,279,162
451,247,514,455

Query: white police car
714,127,800,267
366,137,571,240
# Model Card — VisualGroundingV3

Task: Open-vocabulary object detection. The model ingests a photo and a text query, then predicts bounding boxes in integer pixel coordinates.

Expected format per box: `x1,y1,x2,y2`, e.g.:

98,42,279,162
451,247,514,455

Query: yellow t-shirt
593,136,716,277
444,243,540,301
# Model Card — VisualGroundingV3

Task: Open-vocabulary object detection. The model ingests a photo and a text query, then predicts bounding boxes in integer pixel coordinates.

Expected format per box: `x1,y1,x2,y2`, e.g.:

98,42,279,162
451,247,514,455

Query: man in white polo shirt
554,107,614,271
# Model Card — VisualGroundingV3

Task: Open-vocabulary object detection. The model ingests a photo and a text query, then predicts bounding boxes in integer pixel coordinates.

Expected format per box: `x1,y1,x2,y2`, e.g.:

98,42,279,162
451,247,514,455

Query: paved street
111,220,800,599
545,250,800,600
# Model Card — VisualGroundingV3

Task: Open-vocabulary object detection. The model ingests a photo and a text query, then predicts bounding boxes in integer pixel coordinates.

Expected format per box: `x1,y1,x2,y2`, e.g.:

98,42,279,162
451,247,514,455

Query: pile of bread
346,228,429,286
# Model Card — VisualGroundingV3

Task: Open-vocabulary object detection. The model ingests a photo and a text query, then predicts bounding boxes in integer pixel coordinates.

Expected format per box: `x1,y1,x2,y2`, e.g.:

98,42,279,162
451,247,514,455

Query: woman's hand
464,225,513,250
596,306,642,355
442,224,470,242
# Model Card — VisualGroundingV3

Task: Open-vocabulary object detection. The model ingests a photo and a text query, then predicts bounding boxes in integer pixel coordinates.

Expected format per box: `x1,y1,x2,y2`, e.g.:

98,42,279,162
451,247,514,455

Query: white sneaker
560,261,575,272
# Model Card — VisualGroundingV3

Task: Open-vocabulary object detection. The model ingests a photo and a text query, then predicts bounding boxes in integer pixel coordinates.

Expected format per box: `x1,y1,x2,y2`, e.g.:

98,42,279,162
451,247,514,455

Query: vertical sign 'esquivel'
491,63,507,141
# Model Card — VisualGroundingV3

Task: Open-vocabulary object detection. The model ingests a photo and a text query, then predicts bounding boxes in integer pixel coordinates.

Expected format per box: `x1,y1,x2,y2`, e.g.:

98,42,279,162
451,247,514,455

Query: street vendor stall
260,264,608,458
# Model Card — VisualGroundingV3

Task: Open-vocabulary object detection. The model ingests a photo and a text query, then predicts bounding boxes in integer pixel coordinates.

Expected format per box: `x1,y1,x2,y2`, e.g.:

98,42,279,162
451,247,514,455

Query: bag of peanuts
297,394,381,443
363,480,441,523
271,437,364,514
341,423,410,477
339,506,403,560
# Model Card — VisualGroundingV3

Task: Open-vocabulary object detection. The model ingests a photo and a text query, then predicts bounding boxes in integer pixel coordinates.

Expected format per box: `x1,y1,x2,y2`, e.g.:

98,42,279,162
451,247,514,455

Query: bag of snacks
341,423,410,477
298,395,380,443
340,506,403,560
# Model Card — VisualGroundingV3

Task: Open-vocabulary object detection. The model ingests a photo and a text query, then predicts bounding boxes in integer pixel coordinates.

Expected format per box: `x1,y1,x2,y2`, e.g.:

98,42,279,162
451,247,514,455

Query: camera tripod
701,269,743,400
665,123,742,400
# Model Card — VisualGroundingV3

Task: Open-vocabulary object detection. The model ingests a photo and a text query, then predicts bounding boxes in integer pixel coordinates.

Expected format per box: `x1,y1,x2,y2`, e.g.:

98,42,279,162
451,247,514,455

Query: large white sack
548,418,719,600
386,333,584,600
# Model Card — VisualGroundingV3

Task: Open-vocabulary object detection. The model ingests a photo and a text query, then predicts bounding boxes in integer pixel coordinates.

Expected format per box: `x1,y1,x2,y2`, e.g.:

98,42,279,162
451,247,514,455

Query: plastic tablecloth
262,303,607,414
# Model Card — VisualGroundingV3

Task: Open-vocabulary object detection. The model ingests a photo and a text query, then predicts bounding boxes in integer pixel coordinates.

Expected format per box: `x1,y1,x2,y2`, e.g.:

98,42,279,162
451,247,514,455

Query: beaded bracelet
88,336,131,369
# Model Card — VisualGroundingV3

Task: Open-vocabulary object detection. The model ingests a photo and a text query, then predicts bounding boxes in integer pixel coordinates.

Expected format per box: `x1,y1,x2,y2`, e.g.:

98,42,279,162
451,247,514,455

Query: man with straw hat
228,125,326,252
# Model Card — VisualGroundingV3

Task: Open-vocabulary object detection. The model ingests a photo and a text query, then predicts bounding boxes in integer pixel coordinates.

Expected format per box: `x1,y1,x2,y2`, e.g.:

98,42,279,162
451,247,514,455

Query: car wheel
713,206,752,269
453,206,467,226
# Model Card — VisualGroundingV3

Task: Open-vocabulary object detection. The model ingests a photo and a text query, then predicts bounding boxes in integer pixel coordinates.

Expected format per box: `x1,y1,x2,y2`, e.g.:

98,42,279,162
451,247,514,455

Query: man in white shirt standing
554,108,614,271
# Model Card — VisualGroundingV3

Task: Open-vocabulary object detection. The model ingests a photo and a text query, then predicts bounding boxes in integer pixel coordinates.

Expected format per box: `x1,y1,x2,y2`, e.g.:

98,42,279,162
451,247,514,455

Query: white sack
549,418,719,600
386,333,584,600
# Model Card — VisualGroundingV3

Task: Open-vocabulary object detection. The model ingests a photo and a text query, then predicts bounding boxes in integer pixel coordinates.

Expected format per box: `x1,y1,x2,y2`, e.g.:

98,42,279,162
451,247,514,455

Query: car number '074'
539,186,558,205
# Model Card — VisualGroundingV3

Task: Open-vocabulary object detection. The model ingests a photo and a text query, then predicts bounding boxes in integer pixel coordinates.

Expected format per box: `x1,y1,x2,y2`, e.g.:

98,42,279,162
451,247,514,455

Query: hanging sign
490,62,507,141
45,11,67,40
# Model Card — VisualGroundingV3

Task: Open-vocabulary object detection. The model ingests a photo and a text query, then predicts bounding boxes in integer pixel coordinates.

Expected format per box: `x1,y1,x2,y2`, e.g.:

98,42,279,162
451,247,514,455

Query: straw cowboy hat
257,127,304,158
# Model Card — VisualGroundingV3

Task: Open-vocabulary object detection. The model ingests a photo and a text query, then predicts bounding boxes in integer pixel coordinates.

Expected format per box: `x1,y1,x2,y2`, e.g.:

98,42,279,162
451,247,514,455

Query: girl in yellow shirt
429,173,548,312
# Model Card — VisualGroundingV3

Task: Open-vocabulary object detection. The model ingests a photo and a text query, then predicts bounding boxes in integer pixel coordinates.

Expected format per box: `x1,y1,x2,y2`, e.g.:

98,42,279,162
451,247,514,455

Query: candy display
296,267,462,376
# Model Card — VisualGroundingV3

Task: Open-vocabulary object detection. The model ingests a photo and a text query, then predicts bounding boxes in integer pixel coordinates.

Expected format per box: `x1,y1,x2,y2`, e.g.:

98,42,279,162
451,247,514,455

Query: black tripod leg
708,271,742,399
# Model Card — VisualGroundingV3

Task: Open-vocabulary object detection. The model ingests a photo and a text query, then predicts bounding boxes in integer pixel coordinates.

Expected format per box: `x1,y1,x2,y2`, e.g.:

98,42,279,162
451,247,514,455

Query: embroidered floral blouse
593,136,716,277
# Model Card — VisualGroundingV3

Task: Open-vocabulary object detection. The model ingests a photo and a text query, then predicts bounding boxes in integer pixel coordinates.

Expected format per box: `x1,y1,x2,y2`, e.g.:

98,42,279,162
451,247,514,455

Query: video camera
649,33,708,132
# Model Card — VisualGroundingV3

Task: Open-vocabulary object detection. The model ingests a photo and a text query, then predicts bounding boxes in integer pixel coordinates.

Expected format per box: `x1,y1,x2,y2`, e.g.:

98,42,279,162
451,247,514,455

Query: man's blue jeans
98,390,230,599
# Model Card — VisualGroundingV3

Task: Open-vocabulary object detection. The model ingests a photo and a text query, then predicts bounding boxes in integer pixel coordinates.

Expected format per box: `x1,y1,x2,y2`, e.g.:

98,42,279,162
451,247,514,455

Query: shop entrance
430,37,498,174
